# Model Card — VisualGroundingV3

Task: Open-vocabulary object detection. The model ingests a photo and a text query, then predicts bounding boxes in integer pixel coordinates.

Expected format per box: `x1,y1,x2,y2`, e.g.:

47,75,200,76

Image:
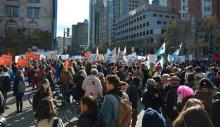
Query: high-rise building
114,4,178,50
0,0,57,54
168,0,220,20
152,0,167,6
103,0,149,45
89,0,104,49
72,20,88,55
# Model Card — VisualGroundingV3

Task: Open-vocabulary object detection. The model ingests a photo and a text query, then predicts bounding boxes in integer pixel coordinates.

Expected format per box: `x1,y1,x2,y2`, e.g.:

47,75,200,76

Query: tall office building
168,0,220,20
72,20,88,54
103,0,149,45
89,0,104,49
0,0,57,54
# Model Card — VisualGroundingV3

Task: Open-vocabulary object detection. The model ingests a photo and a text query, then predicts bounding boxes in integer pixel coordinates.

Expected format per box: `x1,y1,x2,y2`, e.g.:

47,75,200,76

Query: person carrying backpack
98,75,132,127
211,92,220,127
13,70,26,113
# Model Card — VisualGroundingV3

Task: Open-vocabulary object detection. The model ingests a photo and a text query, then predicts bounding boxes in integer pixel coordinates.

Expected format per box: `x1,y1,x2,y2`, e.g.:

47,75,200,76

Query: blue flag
172,43,182,58
156,43,166,57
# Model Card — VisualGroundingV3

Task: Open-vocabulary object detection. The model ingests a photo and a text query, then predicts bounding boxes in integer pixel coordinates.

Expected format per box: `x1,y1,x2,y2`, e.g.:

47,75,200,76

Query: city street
3,83,144,127
3,84,78,127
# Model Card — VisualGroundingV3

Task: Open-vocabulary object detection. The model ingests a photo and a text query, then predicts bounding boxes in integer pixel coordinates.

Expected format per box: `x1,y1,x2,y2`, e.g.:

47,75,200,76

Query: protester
82,69,103,99
79,96,97,127
99,75,122,127
34,97,64,127
173,99,214,127
32,79,53,112
120,81,129,100
194,78,216,116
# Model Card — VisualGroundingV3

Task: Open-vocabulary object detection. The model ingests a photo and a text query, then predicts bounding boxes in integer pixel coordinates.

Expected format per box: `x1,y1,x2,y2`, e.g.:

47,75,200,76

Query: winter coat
79,112,97,127
82,75,103,99
37,117,64,127
13,77,25,96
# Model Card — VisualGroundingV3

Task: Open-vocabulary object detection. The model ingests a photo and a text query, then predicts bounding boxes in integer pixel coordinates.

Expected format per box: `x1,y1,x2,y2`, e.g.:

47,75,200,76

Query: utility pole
63,28,66,54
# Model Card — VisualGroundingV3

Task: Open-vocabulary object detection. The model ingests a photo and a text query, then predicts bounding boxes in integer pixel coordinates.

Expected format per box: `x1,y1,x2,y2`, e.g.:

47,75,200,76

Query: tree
163,20,194,54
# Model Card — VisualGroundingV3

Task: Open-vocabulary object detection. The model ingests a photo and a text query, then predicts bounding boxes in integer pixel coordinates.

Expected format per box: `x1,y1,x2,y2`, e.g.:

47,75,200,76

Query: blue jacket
100,94,119,127
142,108,166,127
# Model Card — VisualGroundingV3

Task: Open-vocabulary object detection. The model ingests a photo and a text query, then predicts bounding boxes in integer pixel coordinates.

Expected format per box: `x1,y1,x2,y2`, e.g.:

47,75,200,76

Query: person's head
79,69,87,78
111,66,117,74
120,81,128,92
177,85,194,103
161,74,170,84
173,106,214,127
106,75,120,92
155,64,162,72
39,79,52,97
15,70,24,78
172,67,178,75
194,67,202,73
126,72,133,80
182,98,204,111
146,78,157,90
199,78,214,90
80,96,95,113
152,76,162,86
131,77,141,87
118,65,125,72
170,76,181,87
34,97,57,122
91,68,98,76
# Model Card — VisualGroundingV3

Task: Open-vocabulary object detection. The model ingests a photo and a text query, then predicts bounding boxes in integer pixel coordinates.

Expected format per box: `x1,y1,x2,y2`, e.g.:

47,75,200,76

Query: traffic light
67,28,70,37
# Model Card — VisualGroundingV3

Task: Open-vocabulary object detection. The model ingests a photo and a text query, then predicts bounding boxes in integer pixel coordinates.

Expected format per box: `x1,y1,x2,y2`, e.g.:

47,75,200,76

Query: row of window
117,29,165,41
5,6,40,18
117,14,175,29
117,30,154,41
116,21,167,36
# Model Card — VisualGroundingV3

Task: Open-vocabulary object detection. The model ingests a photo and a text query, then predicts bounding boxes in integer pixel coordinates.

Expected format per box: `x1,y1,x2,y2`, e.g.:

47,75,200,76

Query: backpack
2,76,11,92
113,95,132,127
211,92,220,127
17,80,26,93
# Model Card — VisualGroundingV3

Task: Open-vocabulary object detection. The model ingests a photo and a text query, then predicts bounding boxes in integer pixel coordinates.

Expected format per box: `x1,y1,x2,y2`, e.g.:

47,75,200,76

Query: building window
143,31,145,36
134,19,136,23
157,21,162,24
27,7,40,18
165,15,169,18
137,17,139,21
28,0,40,3
5,6,19,17
140,32,142,37
137,25,139,29
140,24,142,28
143,23,146,27
134,26,136,30
143,15,146,19
137,33,139,37
146,31,149,35
150,29,153,34
171,16,175,18
140,16,142,20
159,14,163,17
153,14,157,17
206,6,211,11
164,22,167,25
146,22,149,26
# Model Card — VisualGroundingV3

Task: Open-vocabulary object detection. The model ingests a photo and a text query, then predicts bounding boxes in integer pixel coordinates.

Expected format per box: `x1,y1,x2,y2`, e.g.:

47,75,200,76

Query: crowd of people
0,59,219,127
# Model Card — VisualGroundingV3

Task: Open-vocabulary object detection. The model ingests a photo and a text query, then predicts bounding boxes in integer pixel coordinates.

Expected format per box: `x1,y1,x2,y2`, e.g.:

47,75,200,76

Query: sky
57,0,89,37
57,0,153,37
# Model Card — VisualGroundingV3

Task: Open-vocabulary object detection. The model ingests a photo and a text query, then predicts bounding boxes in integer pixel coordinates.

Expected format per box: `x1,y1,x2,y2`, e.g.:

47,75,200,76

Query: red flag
17,58,29,67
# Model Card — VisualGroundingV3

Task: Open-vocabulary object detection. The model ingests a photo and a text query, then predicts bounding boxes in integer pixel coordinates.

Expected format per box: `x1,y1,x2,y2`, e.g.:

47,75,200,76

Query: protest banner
17,58,29,67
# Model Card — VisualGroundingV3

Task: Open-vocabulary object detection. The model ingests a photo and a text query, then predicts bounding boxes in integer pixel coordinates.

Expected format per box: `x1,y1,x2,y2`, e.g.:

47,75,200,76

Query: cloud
57,0,89,36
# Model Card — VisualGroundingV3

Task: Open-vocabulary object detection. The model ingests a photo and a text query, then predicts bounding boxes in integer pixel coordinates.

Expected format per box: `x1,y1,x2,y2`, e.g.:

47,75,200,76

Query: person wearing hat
194,78,216,116
164,76,181,121
142,85,166,127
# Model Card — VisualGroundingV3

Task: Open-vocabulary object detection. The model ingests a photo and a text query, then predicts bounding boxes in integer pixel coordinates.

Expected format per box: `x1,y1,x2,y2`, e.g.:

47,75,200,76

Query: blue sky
57,0,153,37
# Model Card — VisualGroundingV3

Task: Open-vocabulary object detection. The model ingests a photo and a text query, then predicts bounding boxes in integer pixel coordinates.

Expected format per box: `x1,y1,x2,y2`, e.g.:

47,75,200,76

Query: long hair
173,98,209,127
38,79,53,98
34,97,57,122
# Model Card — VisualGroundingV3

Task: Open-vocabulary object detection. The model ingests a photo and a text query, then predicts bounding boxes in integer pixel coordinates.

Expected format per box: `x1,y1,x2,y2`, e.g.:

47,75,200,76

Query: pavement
3,84,145,127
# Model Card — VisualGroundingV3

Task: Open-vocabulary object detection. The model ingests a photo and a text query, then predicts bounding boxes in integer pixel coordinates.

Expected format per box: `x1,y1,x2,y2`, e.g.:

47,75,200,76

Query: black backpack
211,92,220,127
